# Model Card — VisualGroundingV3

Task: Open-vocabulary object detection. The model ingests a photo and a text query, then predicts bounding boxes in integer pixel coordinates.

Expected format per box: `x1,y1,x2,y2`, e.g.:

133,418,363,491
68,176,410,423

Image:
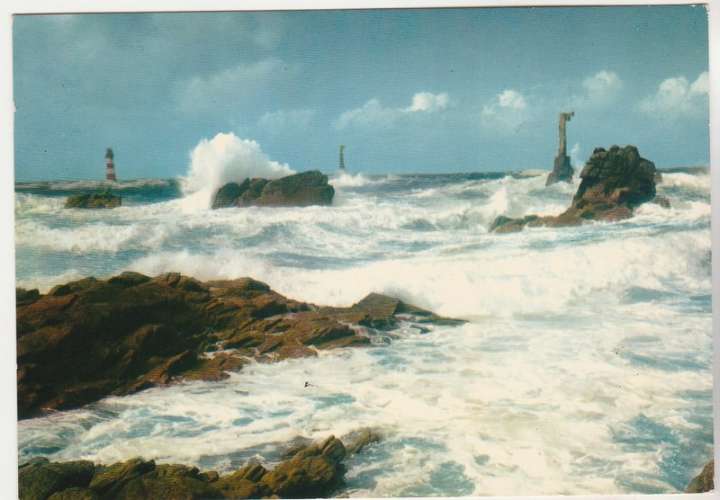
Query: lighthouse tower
105,148,117,182
338,145,346,172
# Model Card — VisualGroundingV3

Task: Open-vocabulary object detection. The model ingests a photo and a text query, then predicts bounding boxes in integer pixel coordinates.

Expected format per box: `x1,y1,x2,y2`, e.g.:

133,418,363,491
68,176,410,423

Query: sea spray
14,169,712,494
180,132,295,211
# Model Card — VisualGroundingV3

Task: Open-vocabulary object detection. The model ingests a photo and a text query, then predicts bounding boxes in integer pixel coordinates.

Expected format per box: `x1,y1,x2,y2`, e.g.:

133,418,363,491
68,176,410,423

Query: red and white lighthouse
105,148,117,182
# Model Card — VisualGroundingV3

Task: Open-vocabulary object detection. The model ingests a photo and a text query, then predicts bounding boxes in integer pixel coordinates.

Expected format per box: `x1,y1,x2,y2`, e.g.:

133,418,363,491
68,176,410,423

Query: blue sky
13,6,709,180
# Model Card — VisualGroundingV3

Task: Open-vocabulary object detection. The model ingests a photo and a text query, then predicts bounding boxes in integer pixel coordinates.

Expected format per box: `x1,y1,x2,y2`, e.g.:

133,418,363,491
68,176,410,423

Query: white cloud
481,89,529,132
405,92,450,112
568,70,622,109
583,71,622,99
258,108,316,134
334,91,450,129
176,58,297,113
639,71,708,116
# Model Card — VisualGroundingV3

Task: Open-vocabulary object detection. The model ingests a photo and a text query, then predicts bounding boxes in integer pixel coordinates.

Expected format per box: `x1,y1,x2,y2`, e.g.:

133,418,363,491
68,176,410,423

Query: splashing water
15,168,712,495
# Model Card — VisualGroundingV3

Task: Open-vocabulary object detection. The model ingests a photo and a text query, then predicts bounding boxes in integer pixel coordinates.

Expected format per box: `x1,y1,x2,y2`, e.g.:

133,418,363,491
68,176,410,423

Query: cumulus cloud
568,70,622,109
406,92,450,112
176,58,297,113
258,108,316,134
639,71,709,116
334,91,450,129
181,132,294,210
481,89,529,132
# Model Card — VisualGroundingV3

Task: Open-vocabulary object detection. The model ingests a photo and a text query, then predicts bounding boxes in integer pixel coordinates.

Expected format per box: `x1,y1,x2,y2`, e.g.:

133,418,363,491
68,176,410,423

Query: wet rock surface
492,145,660,233
19,434,377,499
17,272,462,419
686,459,714,493
64,191,122,209
212,170,334,208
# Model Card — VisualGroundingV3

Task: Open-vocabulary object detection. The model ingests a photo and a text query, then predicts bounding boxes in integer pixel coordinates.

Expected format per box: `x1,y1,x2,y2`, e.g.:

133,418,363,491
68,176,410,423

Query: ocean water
15,168,712,496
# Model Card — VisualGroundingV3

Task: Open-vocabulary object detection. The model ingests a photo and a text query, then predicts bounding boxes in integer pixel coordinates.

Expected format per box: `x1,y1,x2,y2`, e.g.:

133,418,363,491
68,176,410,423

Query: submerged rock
16,272,462,419
64,190,121,209
19,433,378,499
686,459,714,493
492,145,660,233
212,170,334,208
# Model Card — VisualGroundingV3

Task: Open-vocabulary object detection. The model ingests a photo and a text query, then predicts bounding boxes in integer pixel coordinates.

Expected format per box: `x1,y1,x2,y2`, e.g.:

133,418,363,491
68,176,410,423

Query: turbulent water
15,168,712,496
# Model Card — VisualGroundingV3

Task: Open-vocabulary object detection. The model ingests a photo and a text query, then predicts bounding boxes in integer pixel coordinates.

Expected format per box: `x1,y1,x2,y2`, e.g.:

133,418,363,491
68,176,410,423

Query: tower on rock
338,145,346,172
105,148,117,182
546,112,574,186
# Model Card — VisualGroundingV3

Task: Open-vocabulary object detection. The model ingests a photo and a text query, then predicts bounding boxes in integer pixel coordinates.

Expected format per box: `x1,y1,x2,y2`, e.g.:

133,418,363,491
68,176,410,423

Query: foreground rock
686,459,714,493
212,170,334,208
492,145,660,233
19,433,378,499
17,272,462,419
64,190,121,209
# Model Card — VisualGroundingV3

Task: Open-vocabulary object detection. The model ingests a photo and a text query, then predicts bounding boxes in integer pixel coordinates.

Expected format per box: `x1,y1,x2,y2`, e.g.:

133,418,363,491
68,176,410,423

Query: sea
14,167,712,496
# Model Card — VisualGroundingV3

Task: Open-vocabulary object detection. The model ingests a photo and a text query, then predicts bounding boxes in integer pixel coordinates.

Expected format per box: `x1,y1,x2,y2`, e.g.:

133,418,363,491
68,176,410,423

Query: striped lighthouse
105,148,117,182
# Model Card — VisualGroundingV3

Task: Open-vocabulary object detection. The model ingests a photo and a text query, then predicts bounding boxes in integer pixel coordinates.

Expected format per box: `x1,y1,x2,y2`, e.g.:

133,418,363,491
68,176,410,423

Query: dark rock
16,288,40,306
19,458,95,500
686,459,714,493
260,436,347,498
489,215,540,234
47,487,99,500
546,154,574,186
343,428,383,455
572,145,656,209
17,272,459,418
21,433,375,500
88,458,156,497
65,190,121,209
212,170,334,208
492,145,660,233
652,195,671,208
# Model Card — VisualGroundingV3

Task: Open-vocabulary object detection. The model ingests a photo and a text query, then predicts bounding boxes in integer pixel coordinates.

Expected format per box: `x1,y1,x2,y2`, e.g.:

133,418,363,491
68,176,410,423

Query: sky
12,5,709,180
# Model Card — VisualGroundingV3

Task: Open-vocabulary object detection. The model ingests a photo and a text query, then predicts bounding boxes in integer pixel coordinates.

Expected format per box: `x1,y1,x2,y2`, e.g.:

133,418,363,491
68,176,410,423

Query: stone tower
105,148,117,182
546,111,574,186
338,145,346,171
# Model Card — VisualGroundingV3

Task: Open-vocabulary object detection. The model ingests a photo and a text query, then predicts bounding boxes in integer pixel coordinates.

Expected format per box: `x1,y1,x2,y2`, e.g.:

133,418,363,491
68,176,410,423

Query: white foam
180,133,295,211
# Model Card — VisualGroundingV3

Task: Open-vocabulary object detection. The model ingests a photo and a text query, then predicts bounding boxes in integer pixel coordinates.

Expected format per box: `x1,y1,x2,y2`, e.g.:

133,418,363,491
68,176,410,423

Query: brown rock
64,191,121,209
260,436,347,498
492,145,661,233
20,433,379,500
17,272,460,418
212,170,334,208
686,459,714,493
47,488,99,500
19,458,95,500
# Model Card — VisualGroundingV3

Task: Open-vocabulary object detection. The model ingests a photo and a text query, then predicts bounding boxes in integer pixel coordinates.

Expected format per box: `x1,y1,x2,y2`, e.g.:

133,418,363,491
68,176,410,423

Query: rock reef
212,170,334,209
492,145,660,233
16,272,462,419
64,190,122,209
686,459,714,493
19,432,380,500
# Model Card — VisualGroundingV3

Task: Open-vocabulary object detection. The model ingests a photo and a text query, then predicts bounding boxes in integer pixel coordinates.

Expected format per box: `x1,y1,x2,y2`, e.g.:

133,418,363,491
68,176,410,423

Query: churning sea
14,167,712,496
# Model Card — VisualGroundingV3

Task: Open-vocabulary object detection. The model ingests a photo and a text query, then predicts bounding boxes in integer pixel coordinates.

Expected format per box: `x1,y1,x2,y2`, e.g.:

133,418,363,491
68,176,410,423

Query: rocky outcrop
19,433,377,499
212,170,334,208
686,459,714,493
492,145,659,233
17,272,462,419
65,190,121,209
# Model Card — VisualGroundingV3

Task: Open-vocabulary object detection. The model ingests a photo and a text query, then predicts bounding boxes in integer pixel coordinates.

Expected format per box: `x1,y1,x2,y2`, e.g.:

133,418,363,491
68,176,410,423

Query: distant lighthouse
338,145,346,172
105,148,117,182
